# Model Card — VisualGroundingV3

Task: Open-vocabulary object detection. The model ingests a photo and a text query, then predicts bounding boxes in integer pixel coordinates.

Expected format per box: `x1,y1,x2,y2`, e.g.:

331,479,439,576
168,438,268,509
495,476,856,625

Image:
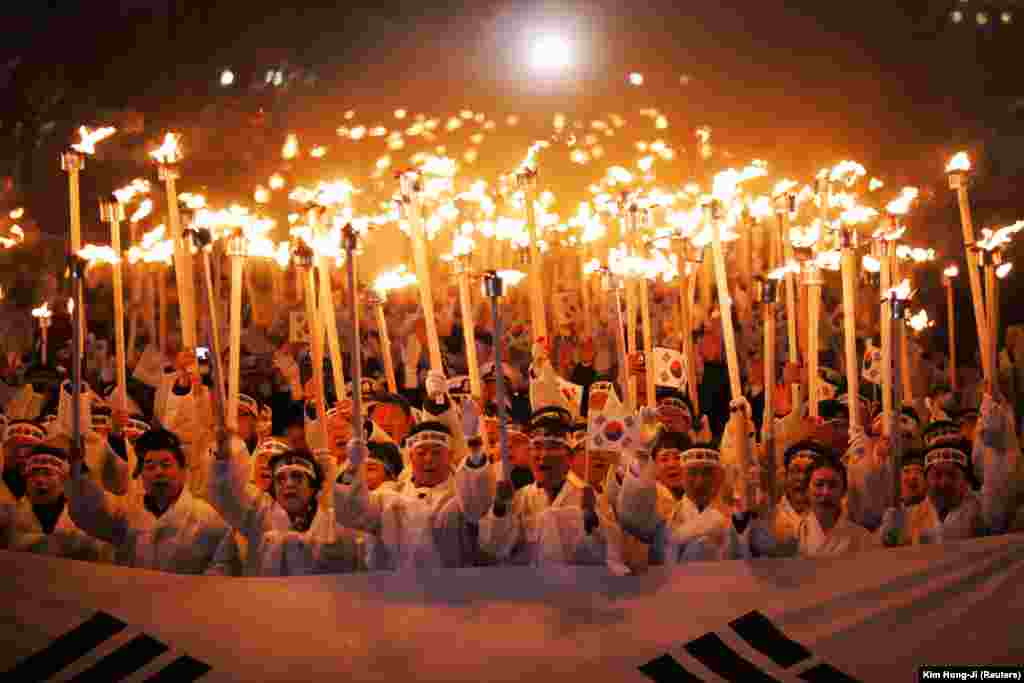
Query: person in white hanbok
335,386,495,570
208,438,362,576
67,429,239,575
617,407,749,564
478,407,609,567
881,394,1018,545
2,441,112,562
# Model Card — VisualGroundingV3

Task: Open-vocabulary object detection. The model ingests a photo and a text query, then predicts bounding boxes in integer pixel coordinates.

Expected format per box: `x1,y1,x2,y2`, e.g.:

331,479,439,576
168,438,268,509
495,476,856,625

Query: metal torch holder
947,171,968,191
99,197,125,224
61,150,84,173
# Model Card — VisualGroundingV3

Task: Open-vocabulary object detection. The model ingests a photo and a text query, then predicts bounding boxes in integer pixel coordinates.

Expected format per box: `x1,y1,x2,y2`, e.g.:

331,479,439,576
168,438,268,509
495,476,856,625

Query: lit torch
32,302,52,364
370,266,418,393
150,132,198,351
943,264,959,389
945,152,994,387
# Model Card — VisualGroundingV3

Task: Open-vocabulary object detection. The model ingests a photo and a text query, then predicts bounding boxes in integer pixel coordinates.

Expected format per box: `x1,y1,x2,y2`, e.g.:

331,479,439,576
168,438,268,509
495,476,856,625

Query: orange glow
946,152,971,173
150,132,182,164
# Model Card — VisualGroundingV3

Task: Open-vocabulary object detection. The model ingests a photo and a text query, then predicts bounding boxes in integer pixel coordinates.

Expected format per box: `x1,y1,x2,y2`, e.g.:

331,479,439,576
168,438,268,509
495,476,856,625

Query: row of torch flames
8,123,1019,487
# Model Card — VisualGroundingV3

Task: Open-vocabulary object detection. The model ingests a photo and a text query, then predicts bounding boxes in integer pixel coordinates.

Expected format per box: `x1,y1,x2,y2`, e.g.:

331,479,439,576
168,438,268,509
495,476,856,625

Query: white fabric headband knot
682,448,721,467
925,447,968,469
272,455,316,480
25,453,69,478
407,430,451,450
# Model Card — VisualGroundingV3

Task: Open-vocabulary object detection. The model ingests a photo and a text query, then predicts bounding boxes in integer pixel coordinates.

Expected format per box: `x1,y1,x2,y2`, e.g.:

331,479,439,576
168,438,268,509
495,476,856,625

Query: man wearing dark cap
479,406,609,566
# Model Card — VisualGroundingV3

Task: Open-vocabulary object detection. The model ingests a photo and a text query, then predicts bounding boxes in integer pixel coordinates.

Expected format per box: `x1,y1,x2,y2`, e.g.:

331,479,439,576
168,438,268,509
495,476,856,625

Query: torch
69,254,86,454
600,267,631,408
64,125,116,341
151,132,198,351
99,196,129,414
515,164,549,344
946,153,993,387
884,278,914,503
943,265,959,391
760,263,792,501
398,170,445,384
340,223,365,444
31,303,52,364
224,227,247,431
482,269,526,479
774,181,802,414
293,238,329,449
707,198,743,403
305,183,353,405
839,224,862,429
451,233,485,404
189,226,228,430
370,266,417,394
976,221,1023,387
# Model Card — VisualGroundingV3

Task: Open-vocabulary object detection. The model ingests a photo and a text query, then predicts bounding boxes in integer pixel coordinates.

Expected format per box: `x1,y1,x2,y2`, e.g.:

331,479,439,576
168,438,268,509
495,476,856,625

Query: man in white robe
478,406,609,567
208,441,362,575
335,388,495,570
67,429,238,575
1,440,111,562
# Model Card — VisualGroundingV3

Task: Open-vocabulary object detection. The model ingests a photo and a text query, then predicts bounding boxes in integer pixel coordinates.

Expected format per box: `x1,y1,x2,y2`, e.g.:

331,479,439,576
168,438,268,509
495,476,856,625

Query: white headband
272,455,317,480
407,430,451,450
25,453,69,478
92,414,112,429
681,448,721,467
125,418,150,438
925,447,968,470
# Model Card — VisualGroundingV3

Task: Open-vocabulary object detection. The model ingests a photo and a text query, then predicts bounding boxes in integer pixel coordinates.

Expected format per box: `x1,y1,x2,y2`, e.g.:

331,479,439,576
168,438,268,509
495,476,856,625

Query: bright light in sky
530,35,571,70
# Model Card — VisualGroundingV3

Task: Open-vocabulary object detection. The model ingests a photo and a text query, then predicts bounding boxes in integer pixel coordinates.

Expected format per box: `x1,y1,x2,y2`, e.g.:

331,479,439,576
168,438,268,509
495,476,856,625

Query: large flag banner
3,535,1024,682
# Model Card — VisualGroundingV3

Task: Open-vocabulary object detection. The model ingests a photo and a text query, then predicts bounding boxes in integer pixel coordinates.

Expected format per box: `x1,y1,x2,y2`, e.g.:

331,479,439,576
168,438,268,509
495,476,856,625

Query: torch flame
868,178,884,192
773,179,797,197
828,160,867,186
282,134,299,160
885,187,919,216
113,178,151,205
885,279,914,301
67,299,74,315
150,132,182,164
373,265,418,296
130,198,153,223
976,220,1024,252
71,126,117,155
767,261,801,280
943,265,959,278
789,222,821,249
496,270,527,287
908,309,932,332
946,152,971,174
78,244,120,264
997,262,1013,279
32,302,52,320
863,255,881,273
9,208,24,220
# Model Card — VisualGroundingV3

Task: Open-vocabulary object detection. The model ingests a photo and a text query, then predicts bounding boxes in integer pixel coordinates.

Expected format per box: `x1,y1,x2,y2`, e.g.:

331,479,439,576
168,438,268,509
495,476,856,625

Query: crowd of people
1,260,1023,578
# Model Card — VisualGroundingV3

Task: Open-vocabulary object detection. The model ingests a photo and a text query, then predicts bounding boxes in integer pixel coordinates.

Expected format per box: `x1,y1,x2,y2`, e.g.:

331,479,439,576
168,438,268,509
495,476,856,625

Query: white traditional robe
207,443,362,576
795,511,876,557
334,457,494,570
616,456,740,563
3,497,112,562
67,466,238,575
478,477,608,567
880,493,986,546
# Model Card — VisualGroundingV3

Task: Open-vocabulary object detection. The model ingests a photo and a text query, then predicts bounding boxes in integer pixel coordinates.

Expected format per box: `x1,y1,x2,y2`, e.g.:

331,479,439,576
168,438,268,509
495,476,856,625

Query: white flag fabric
653,346,688,391
2,536,1024,681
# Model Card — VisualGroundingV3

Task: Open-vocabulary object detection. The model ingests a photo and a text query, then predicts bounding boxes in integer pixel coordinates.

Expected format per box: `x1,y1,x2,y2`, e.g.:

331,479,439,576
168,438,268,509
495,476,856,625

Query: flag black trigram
639,610,860,682
3,610,211,682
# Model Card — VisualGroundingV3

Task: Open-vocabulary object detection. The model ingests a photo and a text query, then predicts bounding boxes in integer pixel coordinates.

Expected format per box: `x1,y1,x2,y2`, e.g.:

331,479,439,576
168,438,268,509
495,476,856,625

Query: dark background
1,0,1022,359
